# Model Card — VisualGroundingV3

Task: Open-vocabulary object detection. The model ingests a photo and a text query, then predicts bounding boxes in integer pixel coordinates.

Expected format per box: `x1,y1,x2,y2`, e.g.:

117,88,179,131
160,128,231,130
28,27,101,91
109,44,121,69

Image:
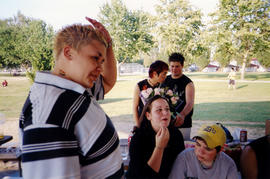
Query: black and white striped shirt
19,72,123,179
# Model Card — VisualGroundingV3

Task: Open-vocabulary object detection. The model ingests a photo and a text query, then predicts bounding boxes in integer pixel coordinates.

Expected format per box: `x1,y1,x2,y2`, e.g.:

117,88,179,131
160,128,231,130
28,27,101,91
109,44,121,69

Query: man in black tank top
162,52,195,140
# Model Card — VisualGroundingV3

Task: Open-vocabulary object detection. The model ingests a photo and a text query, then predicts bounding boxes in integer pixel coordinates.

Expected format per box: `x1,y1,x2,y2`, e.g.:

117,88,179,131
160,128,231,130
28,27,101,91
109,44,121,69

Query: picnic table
0,135,22,176
0,136,13,146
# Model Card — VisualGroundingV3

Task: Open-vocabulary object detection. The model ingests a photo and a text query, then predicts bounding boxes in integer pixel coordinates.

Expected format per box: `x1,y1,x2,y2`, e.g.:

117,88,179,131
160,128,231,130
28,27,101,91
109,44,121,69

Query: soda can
240,129,247,142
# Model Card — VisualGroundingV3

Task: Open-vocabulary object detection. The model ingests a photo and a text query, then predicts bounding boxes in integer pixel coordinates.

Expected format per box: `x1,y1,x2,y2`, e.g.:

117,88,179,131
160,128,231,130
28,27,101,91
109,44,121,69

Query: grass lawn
0,76,31,118
1,73,270,129
101,74,270,126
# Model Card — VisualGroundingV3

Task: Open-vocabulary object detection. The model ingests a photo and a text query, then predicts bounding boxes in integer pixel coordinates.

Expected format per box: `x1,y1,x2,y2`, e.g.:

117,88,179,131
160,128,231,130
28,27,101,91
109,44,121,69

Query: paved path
2,118,265,146
112,119,266,140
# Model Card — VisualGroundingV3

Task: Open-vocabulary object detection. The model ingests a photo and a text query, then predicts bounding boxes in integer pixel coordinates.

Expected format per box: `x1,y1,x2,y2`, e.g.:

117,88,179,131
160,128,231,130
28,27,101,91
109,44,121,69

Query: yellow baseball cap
193,124,226,149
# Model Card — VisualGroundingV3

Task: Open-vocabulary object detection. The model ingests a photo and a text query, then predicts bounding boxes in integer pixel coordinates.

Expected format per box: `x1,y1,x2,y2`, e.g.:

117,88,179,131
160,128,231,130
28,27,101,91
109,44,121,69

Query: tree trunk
241,52,248,80
117,60,120,79
241,61,246,80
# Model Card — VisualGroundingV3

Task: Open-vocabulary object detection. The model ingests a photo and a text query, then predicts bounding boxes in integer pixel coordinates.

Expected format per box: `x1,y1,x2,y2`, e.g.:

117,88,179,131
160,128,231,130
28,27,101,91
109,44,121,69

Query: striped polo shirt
19,72,123,179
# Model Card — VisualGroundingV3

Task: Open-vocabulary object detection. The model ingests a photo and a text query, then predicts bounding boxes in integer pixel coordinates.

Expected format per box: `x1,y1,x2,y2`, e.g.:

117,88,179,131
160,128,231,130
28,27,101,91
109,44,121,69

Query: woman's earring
59,69,66,76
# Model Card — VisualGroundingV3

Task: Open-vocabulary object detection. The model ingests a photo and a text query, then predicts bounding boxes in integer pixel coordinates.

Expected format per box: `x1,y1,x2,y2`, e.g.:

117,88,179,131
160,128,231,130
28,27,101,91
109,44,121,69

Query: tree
154,0,207,66
20,19,54,81
98,0,154,63
211,0,270,79
0,12,54,81
0,19,23,69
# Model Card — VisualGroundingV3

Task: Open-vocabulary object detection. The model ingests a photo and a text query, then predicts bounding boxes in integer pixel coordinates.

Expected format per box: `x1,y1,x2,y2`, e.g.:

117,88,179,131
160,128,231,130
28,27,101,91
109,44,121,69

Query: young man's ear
63,46,72,60
153,71,158,77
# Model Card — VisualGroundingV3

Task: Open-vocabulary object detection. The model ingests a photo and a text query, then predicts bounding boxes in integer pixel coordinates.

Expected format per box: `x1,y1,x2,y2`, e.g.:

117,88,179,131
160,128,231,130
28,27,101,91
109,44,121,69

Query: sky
0,0,218,30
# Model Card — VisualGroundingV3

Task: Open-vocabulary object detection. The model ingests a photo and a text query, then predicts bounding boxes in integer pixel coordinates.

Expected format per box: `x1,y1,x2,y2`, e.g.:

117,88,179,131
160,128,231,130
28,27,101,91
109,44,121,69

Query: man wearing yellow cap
169,124,239,179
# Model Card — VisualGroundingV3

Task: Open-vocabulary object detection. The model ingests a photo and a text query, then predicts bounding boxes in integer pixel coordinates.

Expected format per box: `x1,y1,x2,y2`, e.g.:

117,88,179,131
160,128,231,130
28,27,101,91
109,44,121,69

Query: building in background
202,61,220,72
119,63,148,75
245,58,266,72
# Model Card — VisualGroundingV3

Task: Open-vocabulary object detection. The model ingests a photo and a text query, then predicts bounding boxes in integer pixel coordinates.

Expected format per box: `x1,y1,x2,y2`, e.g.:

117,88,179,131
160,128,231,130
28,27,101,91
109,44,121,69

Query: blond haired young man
19,18,123,179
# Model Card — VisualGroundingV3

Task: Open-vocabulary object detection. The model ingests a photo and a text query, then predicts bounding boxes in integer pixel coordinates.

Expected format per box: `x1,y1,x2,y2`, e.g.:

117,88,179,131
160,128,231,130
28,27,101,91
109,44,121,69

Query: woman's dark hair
148,60,169,78
137,95,172,129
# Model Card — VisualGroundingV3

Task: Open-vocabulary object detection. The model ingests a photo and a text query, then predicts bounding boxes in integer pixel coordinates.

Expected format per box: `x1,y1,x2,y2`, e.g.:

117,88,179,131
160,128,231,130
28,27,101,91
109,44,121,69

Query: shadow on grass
187,73,227,78
193,101,270,123
245,73,270,81
107,101,270,124
98,97,132,104
236,84,248,89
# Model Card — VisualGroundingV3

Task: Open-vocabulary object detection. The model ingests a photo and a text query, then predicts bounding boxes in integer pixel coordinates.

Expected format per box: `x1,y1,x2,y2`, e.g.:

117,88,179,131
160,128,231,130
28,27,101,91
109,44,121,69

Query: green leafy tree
211,0,270,79
98,0,154,63
154,0,206,66
189,30,211,69
0,19,23,69
0,12,54,81
20,20,54,81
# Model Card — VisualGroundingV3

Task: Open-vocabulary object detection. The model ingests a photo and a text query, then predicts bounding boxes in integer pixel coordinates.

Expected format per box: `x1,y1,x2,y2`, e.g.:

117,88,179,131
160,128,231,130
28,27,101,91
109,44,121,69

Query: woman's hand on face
85,17,112,45
155,127,169,149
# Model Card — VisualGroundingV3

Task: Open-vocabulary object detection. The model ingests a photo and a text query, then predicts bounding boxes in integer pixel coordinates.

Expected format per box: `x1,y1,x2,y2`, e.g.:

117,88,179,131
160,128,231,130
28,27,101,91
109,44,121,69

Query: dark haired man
162,52,194,140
